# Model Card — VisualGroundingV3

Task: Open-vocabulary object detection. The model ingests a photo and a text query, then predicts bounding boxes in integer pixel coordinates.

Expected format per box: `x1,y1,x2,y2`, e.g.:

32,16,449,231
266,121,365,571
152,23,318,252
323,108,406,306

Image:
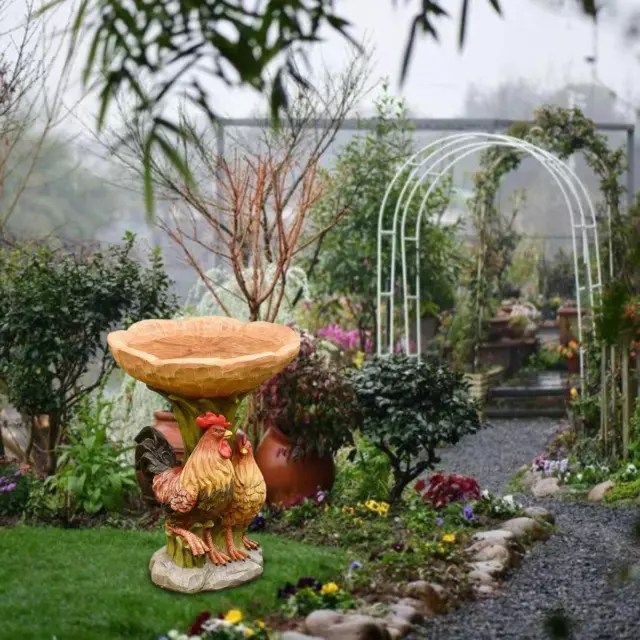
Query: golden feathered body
218,430,267,559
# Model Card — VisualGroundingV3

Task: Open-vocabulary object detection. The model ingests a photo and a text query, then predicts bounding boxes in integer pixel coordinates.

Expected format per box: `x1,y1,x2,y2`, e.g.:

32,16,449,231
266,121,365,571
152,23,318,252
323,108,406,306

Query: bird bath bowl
107,316,300,592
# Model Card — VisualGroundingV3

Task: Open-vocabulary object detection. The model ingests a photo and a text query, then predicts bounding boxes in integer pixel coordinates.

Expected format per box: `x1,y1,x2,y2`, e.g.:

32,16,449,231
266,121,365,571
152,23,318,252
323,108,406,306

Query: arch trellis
376,132,609,389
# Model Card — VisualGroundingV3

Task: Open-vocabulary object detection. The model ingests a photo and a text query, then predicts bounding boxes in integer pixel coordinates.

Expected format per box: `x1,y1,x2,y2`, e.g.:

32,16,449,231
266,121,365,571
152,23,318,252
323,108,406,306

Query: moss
603,479,640,503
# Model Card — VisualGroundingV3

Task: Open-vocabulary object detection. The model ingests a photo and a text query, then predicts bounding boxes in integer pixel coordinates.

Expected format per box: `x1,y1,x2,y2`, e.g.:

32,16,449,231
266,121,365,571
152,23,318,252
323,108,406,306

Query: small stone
520,469,540,490
473,584,496,597
467,560,506,577
500,517,551,541
281,634,323,640
469,543,512,566
524,506,555,524
532,476,561,498
305,610,345,636
470,530,515,544
403,581,448,614
148,547,263,594
588,480,615,502
387,603,423,624
384,615,415,638
467,569,500,585
325,619,391,640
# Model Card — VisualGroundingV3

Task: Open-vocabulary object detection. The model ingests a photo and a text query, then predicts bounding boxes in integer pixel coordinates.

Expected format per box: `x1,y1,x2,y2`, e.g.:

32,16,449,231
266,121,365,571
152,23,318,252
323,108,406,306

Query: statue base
149,546,264,594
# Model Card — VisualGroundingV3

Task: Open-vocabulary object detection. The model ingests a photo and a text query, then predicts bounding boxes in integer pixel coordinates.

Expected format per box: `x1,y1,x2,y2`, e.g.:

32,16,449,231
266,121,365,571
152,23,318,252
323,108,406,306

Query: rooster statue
219,429,267,560
134,412,236,567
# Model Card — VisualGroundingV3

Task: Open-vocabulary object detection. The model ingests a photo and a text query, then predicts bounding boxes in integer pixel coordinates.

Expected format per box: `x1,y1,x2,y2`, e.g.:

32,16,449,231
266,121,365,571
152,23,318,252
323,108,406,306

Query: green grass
0,526,346,640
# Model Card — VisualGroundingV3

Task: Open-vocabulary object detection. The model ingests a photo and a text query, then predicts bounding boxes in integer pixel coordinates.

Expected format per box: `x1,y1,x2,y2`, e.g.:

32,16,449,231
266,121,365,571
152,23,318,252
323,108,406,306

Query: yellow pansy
224,609,244,624
256,621,266,629
442,533,456,543
244,629,255,638
570,387,578,398
365,500,379,512
377,502,390,516
353,350,365,369
321,582,340,595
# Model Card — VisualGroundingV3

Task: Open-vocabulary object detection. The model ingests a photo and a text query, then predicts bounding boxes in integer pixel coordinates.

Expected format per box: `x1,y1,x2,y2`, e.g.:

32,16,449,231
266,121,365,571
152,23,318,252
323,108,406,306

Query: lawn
0,526,346,640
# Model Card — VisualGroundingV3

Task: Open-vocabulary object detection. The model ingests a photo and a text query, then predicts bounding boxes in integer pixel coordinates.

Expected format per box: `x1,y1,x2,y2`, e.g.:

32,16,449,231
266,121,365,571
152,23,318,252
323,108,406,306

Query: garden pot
487,317,510,342
254,426,335,507
152,411,185,461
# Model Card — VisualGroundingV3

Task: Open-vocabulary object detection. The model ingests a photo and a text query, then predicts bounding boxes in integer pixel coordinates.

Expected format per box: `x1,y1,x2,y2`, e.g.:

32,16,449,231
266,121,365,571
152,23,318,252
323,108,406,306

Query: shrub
350,354,481,503
0,233,177,473
417,473,481,508
254,330,360,458
45,395,138,517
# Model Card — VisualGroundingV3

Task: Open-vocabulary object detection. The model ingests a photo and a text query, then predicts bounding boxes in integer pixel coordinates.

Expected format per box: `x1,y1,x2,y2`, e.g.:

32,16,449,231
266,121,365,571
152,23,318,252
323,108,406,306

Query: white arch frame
376,133,605,387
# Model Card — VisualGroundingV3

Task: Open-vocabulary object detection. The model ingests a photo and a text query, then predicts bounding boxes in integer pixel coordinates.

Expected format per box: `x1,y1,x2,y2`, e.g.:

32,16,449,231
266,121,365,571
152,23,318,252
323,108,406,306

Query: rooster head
234,429,252,457
195,412,233,459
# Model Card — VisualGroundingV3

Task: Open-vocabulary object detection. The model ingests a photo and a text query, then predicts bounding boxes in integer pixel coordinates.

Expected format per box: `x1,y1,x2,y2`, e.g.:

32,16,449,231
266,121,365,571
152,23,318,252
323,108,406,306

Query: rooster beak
223,430,233,439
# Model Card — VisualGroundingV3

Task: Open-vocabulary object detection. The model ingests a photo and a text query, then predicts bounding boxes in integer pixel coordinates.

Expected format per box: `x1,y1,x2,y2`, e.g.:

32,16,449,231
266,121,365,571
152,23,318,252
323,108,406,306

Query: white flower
502,495,515,505
188,636,202,640
167,632,180,640
481,489,490,499
627,464,637,474
577,473,583,481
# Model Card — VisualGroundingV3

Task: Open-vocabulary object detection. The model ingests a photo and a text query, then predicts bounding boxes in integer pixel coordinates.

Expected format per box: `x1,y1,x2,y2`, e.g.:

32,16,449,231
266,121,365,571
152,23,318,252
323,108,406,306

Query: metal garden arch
376,133,606,387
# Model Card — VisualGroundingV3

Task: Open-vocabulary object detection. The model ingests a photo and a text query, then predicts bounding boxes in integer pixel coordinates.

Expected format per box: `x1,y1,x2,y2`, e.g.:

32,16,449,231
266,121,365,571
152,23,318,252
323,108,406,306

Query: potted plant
253,330,360,506
508,313,529,339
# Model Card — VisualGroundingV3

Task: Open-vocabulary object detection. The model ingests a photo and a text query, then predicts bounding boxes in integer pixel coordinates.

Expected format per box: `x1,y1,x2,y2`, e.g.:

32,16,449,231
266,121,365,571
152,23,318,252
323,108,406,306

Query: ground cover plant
0,527,346,640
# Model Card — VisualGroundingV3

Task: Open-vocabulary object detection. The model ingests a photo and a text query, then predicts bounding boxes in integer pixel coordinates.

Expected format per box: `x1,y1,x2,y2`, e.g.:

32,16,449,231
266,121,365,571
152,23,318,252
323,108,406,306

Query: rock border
283,508,555,639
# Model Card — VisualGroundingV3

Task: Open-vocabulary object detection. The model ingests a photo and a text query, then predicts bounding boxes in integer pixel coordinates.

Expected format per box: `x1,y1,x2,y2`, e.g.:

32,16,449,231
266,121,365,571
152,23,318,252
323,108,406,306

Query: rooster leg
242,533,260,551
203,528,231,566
166,524,209,556
225,526,249,561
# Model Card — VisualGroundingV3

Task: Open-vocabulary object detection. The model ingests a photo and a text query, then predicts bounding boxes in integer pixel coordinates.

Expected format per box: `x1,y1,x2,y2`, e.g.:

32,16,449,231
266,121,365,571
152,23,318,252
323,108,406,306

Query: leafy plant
0,233,177,473
308,86,461,351
350,354,481,503
46,395,138,517
175,610,273,639
254,330,360,458
417,473,481,508
333,435,391,503
603,478,640,504
0,462,32,517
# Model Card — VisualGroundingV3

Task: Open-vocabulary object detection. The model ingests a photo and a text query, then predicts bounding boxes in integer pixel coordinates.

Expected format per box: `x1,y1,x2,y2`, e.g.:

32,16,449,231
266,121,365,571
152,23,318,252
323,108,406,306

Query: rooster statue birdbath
107,317,300,593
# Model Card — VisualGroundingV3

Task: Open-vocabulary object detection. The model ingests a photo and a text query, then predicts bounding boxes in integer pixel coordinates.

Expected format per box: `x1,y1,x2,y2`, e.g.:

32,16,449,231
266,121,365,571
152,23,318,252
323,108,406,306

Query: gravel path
423,418,640,640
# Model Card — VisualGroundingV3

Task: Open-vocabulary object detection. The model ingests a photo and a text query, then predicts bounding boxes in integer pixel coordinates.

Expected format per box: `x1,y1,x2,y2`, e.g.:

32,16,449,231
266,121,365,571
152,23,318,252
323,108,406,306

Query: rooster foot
166,524,210,556
204,528,231,566
242,535,260,551
225,527,249,561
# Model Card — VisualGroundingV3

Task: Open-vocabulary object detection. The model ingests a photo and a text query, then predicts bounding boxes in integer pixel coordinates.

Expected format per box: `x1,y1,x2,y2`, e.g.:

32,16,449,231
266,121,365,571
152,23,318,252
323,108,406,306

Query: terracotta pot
487,317,510,342
152,411,185,461
254,426,335,507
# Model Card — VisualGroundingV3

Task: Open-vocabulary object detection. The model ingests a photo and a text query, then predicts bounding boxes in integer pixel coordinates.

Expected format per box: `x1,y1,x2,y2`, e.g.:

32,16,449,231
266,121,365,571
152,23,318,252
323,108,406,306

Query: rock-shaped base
149,546,264,594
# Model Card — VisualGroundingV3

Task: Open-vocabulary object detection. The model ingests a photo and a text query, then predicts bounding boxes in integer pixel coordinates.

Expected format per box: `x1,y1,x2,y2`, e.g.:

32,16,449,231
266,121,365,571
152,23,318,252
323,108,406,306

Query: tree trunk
389,475,410,504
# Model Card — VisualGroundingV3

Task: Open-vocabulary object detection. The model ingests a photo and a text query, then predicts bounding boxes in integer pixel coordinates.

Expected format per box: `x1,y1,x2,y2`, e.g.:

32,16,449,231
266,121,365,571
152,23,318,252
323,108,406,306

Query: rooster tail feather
134,426,179,505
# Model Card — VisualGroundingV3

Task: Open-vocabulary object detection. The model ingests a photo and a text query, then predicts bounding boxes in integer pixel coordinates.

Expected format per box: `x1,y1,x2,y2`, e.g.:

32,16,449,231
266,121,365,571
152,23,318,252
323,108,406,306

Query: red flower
188,611,212,634
195,412,231,429
415,479,427,493
423,472,481,508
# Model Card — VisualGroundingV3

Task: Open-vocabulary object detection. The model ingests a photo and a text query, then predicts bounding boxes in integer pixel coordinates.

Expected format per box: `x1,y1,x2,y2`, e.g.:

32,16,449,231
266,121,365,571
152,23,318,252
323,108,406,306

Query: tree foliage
350,354,481,503
0,233,177,473
308,86,461,350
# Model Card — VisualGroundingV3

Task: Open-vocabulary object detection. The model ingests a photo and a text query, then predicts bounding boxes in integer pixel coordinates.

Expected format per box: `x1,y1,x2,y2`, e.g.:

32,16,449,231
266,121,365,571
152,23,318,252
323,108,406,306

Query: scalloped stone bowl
107,317,300,398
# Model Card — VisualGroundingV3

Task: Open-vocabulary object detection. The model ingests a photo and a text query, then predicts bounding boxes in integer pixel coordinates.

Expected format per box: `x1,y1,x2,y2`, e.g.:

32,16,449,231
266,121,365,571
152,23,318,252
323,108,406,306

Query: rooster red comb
195,412,231,429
